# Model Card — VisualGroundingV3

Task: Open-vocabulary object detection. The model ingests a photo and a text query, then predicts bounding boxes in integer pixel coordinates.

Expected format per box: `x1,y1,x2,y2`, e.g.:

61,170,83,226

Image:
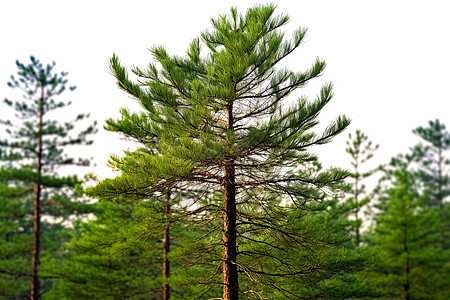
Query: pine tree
412,119,450,207
345,129,379,245
366,157,450,299
88,5,354,299
412,119,450,249
0,56,96,299
279,160,383,299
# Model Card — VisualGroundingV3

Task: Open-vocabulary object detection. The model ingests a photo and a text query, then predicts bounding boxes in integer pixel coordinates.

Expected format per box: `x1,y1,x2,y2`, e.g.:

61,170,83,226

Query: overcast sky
1,0,449,178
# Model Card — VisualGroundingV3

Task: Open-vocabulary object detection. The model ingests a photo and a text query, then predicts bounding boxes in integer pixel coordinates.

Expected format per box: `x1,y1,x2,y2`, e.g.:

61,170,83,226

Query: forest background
1,1,449,299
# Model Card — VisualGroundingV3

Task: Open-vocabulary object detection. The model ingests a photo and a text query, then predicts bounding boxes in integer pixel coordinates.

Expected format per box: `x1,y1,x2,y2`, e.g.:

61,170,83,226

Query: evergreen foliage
49,200,162,299
0,182,32,298
366,160,450,299
53,195,206,299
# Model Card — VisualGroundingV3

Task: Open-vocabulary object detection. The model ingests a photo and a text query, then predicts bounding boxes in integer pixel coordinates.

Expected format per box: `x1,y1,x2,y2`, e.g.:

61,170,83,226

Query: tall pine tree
0,56,96,299
88,5,357,299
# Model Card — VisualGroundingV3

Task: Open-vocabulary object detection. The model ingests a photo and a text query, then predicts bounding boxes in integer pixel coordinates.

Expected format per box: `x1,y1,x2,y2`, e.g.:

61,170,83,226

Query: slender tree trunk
403,226,410,300
354,174,360,246
437,145,446,249
31,86,44,300
223,104,238,300
403,261,410,300
163,191,171,300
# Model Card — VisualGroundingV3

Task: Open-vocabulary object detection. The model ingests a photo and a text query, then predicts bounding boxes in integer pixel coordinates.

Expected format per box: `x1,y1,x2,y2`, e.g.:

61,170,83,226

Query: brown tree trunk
223,104,238,300
31,86,44,300
163,191,171,300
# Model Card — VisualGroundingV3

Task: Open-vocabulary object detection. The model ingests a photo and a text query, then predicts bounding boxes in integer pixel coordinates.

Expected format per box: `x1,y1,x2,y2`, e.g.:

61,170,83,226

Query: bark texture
222,104,238,300
31,87,44,300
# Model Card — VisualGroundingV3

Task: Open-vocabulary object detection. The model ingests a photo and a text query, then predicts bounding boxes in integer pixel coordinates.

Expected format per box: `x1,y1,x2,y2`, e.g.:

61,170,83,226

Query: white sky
1,0,449,179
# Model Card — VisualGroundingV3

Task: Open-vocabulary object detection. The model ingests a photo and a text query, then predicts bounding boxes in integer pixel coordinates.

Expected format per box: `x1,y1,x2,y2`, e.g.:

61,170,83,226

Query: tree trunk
403,227,410,300
437,145,446,249
31,86,44,300
354,176,360,246
403,259,410,300
163,191,171,300
354,158,360,247
223,104,238,300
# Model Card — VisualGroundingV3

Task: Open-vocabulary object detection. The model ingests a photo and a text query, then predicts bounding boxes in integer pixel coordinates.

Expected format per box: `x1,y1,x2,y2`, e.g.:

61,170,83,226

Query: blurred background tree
0,56,96,299
345,129,379,246
411,119,450,249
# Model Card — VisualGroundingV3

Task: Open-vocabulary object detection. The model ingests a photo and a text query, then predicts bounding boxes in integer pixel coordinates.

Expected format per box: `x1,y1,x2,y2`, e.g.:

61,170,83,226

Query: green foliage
0,180,86,299
0,182,33,298
366,161,450,299
94,3,350,198
53,197,205,299
49,201,162,299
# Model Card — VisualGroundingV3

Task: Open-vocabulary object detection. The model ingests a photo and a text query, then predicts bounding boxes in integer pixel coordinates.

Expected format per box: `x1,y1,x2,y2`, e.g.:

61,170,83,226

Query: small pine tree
345,129,379,246
366,158,450,299
412,119,450,249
